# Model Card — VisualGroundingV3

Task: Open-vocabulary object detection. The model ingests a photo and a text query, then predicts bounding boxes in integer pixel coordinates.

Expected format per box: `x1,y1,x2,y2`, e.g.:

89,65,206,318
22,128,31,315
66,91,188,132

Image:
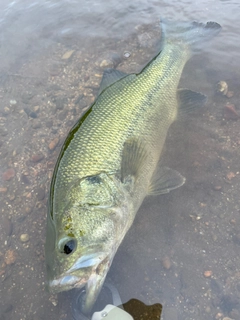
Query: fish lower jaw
48,275,87,293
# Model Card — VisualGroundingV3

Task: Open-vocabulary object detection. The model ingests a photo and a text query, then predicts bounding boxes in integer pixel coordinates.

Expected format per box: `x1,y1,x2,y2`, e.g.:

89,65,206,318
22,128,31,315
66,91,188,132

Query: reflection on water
0,0,240,319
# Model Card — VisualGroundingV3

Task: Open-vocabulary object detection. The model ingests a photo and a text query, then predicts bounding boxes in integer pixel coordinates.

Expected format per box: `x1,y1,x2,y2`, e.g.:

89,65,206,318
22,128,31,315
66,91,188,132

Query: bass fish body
45,19,221,313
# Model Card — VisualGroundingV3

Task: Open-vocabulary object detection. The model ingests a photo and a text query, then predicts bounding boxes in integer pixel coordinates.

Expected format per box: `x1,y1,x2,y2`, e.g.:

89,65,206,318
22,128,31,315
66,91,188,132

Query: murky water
0,0,240,319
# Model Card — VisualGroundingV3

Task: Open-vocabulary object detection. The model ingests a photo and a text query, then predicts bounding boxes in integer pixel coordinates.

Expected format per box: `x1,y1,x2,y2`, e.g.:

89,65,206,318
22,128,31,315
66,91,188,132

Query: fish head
45,173,131,313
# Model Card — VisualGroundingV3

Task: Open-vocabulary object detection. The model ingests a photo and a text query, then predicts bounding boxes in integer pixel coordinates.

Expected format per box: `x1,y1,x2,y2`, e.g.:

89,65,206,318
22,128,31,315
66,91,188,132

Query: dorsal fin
98,68,128,95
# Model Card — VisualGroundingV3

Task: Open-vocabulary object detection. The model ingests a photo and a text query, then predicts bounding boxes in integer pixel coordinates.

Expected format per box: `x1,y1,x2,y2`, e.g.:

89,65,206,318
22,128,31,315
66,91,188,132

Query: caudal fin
161,19,221,51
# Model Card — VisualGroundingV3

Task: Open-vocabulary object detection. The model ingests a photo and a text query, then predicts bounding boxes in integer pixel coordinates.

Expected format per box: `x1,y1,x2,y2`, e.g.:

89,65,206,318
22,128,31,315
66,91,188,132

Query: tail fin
160,19,221,51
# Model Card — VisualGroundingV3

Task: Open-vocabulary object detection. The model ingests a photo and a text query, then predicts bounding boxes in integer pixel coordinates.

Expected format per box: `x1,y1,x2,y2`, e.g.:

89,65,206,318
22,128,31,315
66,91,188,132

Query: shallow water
0,0,240,319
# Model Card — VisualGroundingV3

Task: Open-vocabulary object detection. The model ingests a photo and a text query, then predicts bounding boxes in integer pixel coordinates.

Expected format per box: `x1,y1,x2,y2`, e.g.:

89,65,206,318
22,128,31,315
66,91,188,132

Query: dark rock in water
31,153,44,163
0,216,13,237
36,187,45,201
2,168,15,181
21,174,31,185
31,120,41,129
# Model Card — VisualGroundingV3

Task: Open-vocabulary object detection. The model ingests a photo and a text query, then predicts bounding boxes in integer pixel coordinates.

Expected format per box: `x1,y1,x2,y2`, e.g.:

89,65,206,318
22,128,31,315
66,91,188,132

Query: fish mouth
48,252,109,295
49,275,86,292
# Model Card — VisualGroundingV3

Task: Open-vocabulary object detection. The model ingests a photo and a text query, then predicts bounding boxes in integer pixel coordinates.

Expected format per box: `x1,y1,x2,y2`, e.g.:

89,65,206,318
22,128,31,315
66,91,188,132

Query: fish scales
56,44,189,190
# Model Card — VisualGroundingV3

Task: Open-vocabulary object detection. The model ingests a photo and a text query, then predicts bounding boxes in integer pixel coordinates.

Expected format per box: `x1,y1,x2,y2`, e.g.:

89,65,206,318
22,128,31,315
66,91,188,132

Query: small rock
204,270,213,277
21,174,30,185
4,250,17,265
100,59,114,69
36,187,45,201
161,256,172,270
31,120,41,129
61,50,75,60
216,81,228,95
0,187,7,193
224,103,240,120
33,106,40,112
123,51,131,58
226,172,235,181
31,153,44,163
8,194,15,201
48,137,59,151
20,234,29,243
213,185,222,191
29,111,38,119
2,168,15,181
9,100,17,105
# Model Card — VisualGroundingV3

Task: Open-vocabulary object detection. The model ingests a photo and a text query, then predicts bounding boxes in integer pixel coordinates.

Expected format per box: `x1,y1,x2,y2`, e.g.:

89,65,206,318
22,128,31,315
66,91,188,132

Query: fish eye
59,238,77,255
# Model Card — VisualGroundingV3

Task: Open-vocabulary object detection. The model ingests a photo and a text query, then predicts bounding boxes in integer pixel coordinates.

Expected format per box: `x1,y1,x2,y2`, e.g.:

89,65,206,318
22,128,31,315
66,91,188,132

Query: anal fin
148,166,185,196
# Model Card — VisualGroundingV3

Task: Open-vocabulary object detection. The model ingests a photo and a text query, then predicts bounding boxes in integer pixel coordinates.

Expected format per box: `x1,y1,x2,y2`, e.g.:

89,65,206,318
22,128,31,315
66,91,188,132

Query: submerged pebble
61,50,75,60
4,250,17,265
31,120,42,129
161,256,172,270
48,137,59,151
20,234,29,242
204,270,213,277
0,187,8,193
224,103,240,120
2,168,15,181
123,51,131,58
36,187,45,201
216,81,228,95
99,59,114,69
31,153,44,163
9,100,17,105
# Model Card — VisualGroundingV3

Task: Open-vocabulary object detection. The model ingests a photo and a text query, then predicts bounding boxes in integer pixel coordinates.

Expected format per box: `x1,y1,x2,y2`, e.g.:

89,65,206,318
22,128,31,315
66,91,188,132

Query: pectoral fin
121,138,148,183
177,88,207,113
148,166,185,196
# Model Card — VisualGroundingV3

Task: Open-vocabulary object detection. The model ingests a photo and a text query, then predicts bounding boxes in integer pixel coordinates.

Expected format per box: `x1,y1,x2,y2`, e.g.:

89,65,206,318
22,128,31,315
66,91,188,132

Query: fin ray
148,166,185,196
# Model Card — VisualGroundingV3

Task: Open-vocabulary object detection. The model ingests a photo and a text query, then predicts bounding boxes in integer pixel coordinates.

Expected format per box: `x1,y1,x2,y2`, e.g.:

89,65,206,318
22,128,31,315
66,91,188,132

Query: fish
45,19,221,314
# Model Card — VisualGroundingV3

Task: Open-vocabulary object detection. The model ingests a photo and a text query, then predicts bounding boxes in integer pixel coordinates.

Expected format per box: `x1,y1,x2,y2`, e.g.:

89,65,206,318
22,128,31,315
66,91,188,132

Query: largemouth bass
45,20,221,313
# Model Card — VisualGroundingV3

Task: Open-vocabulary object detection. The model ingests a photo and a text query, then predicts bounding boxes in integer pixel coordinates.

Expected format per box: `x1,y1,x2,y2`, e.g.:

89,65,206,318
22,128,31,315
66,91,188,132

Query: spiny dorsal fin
98,68,128,95
121,138,148,183
148,166,185,196
177,88,207,114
